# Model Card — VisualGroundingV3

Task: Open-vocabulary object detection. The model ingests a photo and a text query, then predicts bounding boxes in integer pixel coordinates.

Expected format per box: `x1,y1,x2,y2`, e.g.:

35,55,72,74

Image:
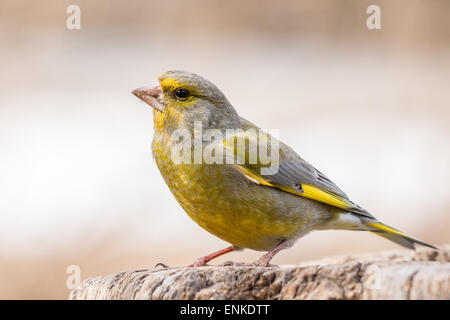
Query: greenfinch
132,70,436,267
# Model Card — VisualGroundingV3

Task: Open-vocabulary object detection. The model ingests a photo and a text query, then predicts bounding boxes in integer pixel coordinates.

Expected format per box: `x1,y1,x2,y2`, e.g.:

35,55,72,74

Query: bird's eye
174,88,190,100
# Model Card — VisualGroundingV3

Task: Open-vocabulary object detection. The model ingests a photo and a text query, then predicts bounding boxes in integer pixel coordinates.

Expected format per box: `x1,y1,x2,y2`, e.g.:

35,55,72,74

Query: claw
220,261,242,267
154,262,170,269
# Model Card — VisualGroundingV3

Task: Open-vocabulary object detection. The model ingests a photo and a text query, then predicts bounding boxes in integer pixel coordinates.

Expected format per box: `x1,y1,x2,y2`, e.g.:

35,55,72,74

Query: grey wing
239,117,373,218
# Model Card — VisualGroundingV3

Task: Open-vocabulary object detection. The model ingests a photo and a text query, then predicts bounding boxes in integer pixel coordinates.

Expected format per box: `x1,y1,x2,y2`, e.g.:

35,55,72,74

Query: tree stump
70,245,450,300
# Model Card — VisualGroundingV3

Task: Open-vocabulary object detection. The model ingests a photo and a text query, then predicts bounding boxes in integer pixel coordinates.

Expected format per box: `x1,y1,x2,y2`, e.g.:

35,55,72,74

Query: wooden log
70,245,450,300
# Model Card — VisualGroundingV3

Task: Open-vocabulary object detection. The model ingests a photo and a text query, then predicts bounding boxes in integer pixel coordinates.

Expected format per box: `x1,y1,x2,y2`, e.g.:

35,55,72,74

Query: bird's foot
222,240,285,267
220,260,279,267
188,245,236,267
220,261,249,267
188,256,213,267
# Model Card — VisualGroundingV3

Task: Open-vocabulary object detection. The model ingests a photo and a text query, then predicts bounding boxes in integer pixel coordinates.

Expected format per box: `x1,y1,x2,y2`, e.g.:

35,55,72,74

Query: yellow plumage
132,70,437,266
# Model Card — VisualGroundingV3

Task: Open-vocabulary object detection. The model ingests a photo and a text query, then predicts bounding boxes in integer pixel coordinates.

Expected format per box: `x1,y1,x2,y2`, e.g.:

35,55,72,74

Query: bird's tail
365,221,438,250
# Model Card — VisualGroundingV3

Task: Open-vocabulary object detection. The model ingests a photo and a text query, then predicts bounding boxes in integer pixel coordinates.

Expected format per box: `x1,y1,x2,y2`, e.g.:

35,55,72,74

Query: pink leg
253,240,288,266
222,240,288,267
188,245,237,267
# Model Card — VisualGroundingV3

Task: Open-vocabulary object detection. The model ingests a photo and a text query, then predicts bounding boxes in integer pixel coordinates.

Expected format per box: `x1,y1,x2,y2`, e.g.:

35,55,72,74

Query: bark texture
70,245,450,300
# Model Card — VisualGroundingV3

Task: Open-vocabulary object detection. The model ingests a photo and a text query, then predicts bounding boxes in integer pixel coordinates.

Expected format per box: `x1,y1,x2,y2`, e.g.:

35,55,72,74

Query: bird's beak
132,81,165,112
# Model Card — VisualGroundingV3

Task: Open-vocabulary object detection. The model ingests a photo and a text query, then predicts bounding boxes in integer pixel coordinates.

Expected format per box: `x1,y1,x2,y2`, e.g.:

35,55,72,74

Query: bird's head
132,70,240,131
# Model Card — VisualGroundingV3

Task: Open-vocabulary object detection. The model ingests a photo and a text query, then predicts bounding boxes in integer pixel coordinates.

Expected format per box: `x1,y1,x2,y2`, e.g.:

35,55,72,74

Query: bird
132,70,437,267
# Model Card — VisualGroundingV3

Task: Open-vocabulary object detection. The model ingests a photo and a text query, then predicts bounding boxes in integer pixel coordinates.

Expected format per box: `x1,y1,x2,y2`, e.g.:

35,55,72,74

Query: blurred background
1,0,449,299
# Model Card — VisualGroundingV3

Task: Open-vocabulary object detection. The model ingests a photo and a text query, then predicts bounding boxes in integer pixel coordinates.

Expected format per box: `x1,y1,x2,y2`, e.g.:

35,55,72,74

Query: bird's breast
151,130,322,250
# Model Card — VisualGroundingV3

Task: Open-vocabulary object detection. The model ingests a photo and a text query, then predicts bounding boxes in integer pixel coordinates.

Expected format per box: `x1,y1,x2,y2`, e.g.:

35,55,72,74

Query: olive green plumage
133,70,436,264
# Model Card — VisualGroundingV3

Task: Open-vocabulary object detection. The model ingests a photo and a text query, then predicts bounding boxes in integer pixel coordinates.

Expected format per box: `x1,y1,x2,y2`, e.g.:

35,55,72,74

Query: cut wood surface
70,245,450,300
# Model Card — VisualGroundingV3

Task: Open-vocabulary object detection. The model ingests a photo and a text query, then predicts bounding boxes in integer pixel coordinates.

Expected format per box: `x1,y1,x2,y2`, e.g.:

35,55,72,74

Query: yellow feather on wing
235,167,353,211
300,184,350,210
224,118,371,216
